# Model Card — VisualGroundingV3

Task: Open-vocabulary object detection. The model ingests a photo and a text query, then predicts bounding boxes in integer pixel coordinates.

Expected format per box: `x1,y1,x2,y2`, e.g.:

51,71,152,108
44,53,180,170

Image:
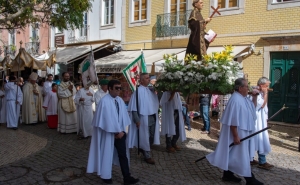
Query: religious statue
185,0,213,61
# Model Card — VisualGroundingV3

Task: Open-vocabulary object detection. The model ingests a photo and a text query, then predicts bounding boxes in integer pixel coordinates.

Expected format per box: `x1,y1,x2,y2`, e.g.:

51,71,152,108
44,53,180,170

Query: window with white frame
217,0,238,9
133,0,147,21
273,0,297,2
210,0,244,16
103,0,114,25
268,0,300,10
170,0,187,13
170,0,188,26
31,24,39,42
9,29,15,45
80,12,88,37
55,28,62,34
129,0,151,27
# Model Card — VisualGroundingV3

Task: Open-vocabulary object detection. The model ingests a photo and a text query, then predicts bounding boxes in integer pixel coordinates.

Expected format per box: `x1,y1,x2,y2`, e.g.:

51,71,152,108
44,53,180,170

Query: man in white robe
94,79,109,108
22,72,44,124
75,86,94,138
206,78,264,185
43,74,53,95
87,80,139,185
57,72,77,133
5,76,23,129
250,77,273,170
160,91,186,153
0,81,7,125
127,73,160,165
43,83,58,129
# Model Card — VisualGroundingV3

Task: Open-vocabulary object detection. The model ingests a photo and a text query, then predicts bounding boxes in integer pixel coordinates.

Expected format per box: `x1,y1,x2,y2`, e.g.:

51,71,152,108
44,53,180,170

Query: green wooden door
269,52,300,124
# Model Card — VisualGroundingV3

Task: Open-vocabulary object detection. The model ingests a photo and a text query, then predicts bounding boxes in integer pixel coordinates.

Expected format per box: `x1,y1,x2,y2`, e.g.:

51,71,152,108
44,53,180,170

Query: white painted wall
98,0,122,40
50,0,122,49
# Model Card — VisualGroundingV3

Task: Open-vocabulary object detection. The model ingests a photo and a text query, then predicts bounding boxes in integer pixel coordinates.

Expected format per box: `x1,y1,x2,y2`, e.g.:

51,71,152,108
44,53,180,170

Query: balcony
25,42,40,56
1,45,17,56
67,25,89,43
156,10,192,38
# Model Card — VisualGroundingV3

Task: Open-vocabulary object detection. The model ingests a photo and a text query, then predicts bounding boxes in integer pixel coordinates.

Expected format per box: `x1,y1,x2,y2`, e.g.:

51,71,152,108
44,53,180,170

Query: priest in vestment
127,73,160,165
160,91,186,153
250,77,273,170
22,72,44,124
87,80,139,185
0,81,7,124
43,83,58,129
75,85,94,138
206,78,264,185
57,72,77,133
94,79,109,107
186,0,212,61
5,76,23,129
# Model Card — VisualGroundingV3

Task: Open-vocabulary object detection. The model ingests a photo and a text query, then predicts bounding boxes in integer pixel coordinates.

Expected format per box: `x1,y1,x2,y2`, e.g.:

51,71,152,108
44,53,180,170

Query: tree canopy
0,0,92,30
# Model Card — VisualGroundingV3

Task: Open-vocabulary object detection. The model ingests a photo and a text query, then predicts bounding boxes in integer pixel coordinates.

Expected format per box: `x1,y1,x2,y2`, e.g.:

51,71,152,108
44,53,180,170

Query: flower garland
155,46,240,96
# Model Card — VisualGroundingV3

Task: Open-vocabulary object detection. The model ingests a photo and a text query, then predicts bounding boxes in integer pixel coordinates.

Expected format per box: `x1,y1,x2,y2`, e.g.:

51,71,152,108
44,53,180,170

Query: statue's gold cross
210,6,221,18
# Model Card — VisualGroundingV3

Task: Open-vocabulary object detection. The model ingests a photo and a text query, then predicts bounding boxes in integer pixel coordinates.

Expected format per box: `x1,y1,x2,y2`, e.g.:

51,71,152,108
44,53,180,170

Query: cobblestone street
0,118,299,185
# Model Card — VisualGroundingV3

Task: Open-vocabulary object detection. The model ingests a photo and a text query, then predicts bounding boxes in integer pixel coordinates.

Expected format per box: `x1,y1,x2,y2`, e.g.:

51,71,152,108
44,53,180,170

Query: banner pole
91,45,100,91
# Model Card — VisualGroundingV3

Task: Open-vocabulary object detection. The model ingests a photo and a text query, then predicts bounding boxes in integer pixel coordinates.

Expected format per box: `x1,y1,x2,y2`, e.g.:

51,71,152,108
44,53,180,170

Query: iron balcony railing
156,9,192,38
25,42,40,55
67,25,89,43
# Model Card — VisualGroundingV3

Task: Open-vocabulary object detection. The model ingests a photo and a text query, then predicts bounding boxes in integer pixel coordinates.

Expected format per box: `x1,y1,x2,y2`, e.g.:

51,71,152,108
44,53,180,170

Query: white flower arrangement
155,46,240,95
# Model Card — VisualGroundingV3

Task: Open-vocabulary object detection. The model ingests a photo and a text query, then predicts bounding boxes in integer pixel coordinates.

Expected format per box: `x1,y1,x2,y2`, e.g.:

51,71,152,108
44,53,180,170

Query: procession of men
0,70,274,185
0,1,278,185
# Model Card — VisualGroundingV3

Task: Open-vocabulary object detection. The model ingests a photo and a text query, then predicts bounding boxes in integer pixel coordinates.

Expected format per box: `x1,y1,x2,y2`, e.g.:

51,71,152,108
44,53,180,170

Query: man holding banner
123,53,160,165
127,73,160,164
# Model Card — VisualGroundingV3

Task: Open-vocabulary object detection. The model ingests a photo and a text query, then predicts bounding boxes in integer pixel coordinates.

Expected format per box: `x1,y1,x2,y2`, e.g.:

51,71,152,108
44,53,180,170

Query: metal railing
5,45,17,56
156,9,192,38
25,42,40,55
67,25,89,43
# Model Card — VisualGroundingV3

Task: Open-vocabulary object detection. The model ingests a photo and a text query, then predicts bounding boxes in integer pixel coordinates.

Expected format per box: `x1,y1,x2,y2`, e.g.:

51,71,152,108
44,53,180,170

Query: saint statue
186,0,212,61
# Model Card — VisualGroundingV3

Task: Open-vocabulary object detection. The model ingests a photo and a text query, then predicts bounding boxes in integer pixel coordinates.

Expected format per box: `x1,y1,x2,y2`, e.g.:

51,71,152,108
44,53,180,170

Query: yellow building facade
122,0,300,123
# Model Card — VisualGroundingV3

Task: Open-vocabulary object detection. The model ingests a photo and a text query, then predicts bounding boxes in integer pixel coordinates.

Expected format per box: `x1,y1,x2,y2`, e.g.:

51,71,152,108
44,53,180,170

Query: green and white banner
122,53,147,91
79,51,97,88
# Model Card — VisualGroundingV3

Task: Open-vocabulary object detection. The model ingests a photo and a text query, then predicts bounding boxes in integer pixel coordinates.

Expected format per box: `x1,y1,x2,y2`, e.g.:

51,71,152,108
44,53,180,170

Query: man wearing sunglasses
87,80,139,185
127,73,160,165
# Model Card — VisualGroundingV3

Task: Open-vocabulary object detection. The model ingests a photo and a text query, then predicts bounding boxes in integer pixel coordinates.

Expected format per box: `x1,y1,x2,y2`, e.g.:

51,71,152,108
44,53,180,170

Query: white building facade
50,0,122,48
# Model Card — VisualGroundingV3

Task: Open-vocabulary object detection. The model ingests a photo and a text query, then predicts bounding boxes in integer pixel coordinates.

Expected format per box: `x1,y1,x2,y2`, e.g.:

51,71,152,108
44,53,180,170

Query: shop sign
96,66,123,73
55,35,64,46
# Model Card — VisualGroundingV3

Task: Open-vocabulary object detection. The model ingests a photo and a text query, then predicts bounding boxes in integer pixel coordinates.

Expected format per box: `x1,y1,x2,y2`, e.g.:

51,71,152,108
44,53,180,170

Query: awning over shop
54,39,120,64
95,48,186,73
95,45,251,73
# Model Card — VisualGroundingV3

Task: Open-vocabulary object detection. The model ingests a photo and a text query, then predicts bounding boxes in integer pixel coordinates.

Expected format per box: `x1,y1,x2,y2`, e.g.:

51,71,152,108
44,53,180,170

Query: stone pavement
0,118,299,185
